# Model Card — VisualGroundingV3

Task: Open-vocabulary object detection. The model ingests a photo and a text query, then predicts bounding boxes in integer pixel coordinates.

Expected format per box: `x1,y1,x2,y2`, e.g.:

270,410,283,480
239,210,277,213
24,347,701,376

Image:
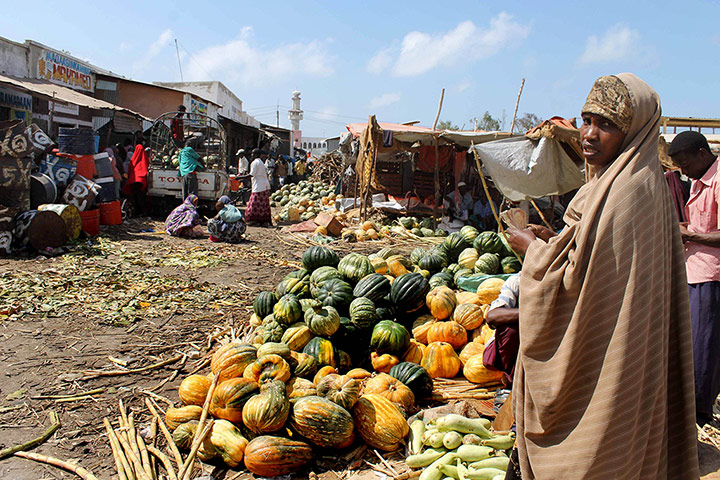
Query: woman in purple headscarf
165,194,202,237
208,195,246,243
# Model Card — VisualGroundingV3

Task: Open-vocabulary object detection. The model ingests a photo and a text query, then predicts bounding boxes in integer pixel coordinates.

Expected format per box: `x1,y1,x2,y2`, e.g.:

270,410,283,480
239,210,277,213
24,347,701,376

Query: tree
513,113,543,133
477,111,500,132
436,119,459,130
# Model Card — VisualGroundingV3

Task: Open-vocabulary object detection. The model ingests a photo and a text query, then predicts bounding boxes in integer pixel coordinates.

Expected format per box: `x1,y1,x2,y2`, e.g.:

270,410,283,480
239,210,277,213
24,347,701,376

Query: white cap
457,181,467,187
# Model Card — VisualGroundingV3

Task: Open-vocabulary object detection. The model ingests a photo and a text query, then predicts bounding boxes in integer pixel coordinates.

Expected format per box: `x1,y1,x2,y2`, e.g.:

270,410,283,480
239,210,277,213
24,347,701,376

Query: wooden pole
529,198,553,230
431,88,445,230
509,78,525,134
470,143,522,264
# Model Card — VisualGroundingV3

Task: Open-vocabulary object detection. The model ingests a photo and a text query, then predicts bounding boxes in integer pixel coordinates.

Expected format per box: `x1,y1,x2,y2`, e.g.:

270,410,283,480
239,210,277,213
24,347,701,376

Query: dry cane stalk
128,414,143,472
14,450,100,480
115,428,154,480
136,432,155,480
178,420,214,480
147,444,178,480
144,397,183,472
104,418,133,480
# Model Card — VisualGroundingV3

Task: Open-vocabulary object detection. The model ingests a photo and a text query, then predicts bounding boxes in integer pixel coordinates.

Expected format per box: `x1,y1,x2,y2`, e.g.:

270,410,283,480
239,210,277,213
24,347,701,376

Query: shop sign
0,87,32,111
189,98,208,124
37,49,94,92
50,101,80,116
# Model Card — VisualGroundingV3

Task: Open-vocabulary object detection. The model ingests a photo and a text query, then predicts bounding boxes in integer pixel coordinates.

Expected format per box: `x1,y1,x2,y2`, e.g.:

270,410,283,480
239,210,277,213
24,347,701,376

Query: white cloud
454,79,472,93
133,29,173,74
578,24,640,65
369,92,401,109
184,27,334,87
366,48,393,74
376,14,530,77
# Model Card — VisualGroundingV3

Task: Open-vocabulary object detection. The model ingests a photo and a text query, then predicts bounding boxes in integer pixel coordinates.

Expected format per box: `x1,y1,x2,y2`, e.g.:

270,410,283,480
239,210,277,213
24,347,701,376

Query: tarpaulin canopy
471,136,585,202
346,121,517,147
0,73,148,120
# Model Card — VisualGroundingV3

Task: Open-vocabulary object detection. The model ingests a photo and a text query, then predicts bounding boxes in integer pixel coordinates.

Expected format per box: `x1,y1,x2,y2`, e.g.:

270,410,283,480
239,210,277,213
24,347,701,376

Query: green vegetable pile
406,413,514,480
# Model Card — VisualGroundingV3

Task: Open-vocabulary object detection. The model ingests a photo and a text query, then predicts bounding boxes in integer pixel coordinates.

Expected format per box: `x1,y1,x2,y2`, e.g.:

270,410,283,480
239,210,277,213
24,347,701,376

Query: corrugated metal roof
0,73,148,120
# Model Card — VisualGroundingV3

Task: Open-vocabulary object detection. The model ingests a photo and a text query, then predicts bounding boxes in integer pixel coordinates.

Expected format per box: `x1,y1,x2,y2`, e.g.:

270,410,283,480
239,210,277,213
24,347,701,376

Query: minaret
288,91,303,155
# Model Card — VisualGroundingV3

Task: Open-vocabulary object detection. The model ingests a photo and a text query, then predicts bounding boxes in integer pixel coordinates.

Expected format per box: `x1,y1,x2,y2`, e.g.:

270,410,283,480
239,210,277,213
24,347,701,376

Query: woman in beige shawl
508,74,698,479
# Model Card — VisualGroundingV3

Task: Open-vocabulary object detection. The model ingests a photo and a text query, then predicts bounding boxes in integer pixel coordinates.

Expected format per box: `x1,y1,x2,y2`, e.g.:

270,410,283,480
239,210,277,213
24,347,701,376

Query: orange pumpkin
402,339,426,364
463,355,505,385
371,257,388,275
452,303,485,331
178,374,211,406
371,352,400,373
474,323,495,345
286,377,317,399
459,341,485,366
352,394,409,451
362,373,415,410
386,255,410,277
412,315,436,345
455,291,482,306
425,286,457,320
421,342,461,378
210,342,257,383
346,368,373,380
426,321,467,350
316,374,361,410
249,354,292,384
313,365,337,385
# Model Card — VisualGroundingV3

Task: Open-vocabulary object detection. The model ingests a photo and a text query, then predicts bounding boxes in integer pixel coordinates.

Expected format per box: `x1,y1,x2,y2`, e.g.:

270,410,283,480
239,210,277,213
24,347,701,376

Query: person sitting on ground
165,194,203,238
469,194,494,230
482,273,520,385
178,136,205,199
446,181,474,220
208,196,246,243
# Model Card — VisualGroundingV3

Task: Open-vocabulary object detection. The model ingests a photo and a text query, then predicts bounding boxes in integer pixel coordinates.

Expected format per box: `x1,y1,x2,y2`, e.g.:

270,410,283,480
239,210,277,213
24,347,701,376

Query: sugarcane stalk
144,397,183,472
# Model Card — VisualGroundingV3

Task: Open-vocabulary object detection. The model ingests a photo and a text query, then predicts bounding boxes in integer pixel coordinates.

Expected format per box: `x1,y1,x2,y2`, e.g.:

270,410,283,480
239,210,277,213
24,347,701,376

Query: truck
146,111,229,209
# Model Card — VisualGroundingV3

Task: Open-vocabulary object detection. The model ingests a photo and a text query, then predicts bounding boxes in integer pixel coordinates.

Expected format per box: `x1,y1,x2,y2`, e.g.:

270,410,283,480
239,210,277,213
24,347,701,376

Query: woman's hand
507,228,537,256
528,223,557,242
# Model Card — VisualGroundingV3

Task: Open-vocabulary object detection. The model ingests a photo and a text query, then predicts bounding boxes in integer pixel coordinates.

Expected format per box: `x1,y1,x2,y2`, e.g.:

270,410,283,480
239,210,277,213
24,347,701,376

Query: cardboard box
314,212,344,237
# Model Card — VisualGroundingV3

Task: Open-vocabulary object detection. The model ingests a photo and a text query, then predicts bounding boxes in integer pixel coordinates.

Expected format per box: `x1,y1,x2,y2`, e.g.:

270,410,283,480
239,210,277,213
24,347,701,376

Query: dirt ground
1,218,720,479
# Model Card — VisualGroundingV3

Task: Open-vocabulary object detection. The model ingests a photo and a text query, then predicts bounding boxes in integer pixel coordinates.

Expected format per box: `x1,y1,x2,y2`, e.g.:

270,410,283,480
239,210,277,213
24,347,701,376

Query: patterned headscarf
582,75,633,134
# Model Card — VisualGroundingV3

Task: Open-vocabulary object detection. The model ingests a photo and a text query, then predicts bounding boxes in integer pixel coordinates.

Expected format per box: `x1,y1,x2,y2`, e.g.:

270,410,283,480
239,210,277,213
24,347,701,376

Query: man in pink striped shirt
669,131,720,426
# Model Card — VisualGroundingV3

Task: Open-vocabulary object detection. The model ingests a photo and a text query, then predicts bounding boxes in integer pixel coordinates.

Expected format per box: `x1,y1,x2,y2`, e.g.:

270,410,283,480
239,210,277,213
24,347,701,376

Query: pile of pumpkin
164,232,519,474
270,180,340,222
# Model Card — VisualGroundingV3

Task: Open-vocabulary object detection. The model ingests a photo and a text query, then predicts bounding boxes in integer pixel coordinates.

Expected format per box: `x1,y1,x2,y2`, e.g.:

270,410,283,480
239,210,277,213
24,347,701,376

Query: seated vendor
446,181,474,220
469,196,495,231
208,196,246,243
482,273,520,385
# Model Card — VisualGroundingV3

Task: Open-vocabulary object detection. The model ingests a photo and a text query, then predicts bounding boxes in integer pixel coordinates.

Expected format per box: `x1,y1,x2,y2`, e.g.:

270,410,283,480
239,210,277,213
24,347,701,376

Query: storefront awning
0,73,148,120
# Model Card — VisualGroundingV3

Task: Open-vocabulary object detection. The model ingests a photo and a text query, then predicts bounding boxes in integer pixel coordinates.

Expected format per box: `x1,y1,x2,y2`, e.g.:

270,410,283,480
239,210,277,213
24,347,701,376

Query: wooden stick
509,78,525,134
529,198,553,230
431,88,445,231
0,411,60,460
115,427,154,480
31,388,105,400
14,450,100,480
179,420,214,480
81,354,183,379
147,444,178,480
374,449,399,477
104,418,132,480
144,397,183,472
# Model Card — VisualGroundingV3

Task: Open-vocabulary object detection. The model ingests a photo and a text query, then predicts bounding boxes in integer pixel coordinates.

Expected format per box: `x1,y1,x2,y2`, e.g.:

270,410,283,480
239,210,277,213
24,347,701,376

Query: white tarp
471,136,585,202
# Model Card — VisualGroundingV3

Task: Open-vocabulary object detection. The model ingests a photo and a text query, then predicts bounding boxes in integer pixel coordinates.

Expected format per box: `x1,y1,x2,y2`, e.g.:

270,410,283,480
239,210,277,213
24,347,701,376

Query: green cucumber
469,456,510,471
481,434,515,450
456,445,495,462
406,448,446,468
419,452,458,480
465,467,506,480
436,414,492,438
410,419,426,455
443,431,463,450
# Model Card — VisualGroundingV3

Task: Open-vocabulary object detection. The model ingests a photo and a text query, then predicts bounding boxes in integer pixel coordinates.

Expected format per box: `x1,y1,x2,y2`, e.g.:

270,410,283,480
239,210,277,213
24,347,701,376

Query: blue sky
2,0,719,136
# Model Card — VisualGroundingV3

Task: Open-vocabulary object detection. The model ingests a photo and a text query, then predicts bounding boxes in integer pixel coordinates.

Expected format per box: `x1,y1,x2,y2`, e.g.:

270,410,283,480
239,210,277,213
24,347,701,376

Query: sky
3,0,719,137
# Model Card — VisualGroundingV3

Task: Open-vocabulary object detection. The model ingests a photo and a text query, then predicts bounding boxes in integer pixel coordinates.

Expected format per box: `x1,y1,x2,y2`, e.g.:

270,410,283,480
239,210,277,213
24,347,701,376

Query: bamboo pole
431,88,445,230
104,418,134,480
144,398,183,472
509,78,525,134
529,198,553,230
470,143,523,264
